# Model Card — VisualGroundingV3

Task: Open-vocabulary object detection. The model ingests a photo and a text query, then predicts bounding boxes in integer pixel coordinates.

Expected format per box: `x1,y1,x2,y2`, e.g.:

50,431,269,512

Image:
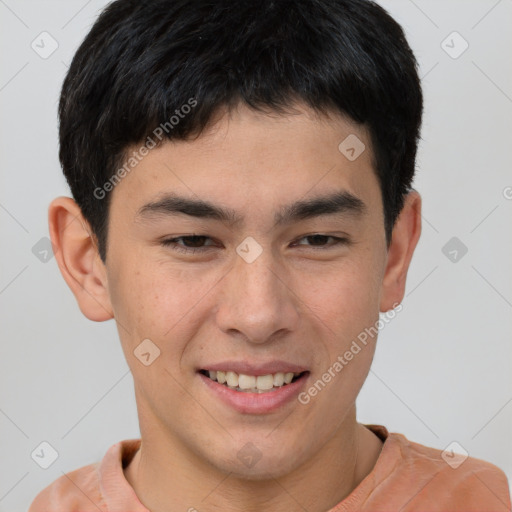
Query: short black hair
59,0,423,262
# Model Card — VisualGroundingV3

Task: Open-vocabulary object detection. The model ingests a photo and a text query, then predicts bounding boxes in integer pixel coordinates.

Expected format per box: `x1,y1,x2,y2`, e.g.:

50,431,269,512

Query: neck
124,406,383,512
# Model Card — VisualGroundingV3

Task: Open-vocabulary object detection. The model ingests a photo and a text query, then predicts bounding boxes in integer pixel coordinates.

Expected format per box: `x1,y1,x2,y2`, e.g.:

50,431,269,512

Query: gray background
1,0,511,510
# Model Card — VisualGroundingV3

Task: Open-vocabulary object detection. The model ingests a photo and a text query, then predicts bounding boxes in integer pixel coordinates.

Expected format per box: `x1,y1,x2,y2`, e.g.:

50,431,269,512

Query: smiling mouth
199,369,309,393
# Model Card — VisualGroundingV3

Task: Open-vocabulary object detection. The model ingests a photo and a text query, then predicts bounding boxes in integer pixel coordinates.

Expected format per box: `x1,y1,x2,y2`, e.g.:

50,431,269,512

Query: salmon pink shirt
28,424,511,512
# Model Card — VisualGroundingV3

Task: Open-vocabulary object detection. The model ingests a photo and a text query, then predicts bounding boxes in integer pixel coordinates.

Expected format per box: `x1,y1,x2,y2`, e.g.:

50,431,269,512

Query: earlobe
48,196,114,322
379,190,422,312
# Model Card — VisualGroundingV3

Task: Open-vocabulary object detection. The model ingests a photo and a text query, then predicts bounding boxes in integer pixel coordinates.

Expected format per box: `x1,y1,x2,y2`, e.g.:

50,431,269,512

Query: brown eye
160,235,216,254
294,235,349,249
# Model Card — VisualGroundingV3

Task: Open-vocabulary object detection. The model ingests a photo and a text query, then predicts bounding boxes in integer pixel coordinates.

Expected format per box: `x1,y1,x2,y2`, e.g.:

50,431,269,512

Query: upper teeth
207,370,299,391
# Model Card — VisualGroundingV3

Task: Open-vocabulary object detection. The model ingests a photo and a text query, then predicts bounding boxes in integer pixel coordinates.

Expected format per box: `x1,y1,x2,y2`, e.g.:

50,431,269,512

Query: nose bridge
238,247,279,302
216,242,299,343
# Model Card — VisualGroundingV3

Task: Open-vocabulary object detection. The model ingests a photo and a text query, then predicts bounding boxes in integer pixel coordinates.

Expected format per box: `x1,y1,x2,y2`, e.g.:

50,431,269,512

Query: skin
48,102,421,512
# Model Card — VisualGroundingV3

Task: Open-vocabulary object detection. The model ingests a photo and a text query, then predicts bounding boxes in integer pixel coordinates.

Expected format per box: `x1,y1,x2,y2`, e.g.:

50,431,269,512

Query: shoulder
27,439,141,512
27,461,104,512
388,432,511,510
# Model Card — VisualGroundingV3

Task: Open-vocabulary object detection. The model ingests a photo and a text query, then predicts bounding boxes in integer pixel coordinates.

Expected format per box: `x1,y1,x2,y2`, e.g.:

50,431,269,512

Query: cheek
108,257,221,346
298,261,380,417
298,251,383,339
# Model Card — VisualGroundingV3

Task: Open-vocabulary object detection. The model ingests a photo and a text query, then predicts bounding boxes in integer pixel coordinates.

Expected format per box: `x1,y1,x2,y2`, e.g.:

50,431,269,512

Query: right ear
48,197,114,321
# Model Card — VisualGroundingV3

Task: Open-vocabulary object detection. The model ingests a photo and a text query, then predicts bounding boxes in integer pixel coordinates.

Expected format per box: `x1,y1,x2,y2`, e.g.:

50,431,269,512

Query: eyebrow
136,190,366,228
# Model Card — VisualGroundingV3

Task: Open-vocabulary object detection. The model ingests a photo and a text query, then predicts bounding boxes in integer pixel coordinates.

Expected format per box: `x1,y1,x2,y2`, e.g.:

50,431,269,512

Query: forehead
110,103,380,221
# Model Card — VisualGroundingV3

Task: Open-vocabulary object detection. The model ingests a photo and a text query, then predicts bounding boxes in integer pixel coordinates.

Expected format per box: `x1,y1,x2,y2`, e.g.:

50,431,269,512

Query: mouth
199,369,309,393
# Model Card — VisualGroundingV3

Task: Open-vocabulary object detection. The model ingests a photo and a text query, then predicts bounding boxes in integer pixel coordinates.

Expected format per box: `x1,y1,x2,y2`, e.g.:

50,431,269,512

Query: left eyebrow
273,190,367,227
135,190,367,228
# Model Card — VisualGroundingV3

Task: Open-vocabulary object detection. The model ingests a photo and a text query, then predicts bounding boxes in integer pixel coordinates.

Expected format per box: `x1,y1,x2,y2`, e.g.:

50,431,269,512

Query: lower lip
198,372,309,414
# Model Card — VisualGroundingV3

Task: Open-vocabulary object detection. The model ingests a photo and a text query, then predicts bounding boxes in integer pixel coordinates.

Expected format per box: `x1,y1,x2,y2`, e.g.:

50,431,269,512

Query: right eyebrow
136,194,243,228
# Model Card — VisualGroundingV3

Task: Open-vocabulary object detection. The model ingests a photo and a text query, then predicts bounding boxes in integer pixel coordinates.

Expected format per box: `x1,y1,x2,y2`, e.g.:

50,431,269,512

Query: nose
215,245,300,345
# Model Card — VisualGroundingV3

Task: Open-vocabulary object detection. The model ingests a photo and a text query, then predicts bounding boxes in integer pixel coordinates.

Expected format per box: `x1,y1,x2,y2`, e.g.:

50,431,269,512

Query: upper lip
199,360,309,376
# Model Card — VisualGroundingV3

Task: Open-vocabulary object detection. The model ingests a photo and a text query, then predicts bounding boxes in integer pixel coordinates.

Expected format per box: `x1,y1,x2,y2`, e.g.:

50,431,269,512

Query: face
52,102,419,480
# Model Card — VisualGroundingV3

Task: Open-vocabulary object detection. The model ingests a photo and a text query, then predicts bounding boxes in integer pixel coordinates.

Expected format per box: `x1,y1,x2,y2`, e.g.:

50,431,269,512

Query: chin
211,441,306,481
228,459,301,481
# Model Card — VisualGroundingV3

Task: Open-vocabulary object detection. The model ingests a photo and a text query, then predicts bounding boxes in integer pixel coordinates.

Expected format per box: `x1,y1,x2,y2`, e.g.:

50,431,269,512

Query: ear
48,196,114,321
380,190,422,312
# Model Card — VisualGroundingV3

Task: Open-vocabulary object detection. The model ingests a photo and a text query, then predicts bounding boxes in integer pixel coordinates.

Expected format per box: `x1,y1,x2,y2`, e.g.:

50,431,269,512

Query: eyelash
160,234,350,255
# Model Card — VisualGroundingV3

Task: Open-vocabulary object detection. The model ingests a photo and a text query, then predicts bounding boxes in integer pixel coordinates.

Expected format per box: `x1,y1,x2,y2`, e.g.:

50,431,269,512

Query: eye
160,235,217,254
293,234,350,249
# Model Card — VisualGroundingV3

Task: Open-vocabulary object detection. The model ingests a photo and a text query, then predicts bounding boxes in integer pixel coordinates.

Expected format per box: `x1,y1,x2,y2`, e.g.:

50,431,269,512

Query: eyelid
159,234,217,254
292,234,351,248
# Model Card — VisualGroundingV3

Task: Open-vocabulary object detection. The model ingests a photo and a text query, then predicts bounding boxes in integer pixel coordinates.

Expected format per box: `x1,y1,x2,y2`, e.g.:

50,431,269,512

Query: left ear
380,190,422,312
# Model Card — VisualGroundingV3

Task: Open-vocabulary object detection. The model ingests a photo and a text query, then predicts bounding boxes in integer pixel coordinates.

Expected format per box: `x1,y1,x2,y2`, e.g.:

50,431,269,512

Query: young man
29,0,510,510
